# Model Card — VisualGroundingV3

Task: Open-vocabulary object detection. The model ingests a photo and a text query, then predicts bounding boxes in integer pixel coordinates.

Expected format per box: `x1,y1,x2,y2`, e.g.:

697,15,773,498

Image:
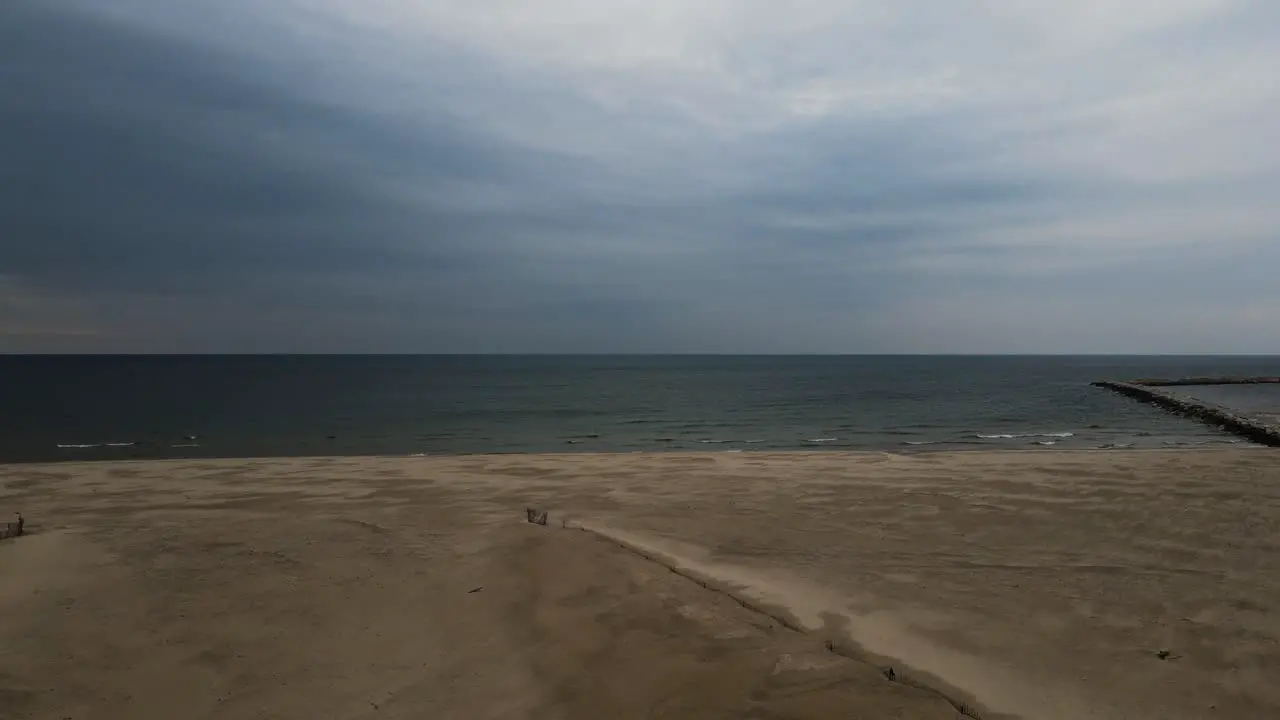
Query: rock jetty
1092,379,1280,447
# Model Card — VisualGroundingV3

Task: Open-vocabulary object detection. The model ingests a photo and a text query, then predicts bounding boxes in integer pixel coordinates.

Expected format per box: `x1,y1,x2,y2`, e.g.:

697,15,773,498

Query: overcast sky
3,0,1279,353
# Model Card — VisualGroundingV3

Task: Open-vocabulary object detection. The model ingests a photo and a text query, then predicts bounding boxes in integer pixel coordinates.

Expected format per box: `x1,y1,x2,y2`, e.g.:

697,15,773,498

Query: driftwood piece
525,508,548,526
0,513,23,541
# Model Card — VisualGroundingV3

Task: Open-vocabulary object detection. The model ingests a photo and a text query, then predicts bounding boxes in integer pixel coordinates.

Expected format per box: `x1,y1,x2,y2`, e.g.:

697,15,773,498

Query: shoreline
4,442,1268,467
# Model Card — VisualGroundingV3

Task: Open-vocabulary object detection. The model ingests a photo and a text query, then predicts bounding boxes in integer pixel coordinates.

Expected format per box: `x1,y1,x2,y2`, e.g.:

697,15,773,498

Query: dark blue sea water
2,355,1277,462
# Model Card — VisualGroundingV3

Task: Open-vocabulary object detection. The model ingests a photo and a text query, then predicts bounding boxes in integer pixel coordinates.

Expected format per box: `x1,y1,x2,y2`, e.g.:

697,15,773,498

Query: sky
2,0,1279,353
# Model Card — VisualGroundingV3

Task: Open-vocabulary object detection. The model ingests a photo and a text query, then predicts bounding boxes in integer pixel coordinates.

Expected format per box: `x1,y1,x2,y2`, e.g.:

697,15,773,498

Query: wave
57,444,98,449
699,439,730,444
1162,438,1248,447
976,432,1074,440
171,443,200,448
744,439,766,444
1033,440,1057,446
57,442,136,449
903,440,941,446
807,437,838,443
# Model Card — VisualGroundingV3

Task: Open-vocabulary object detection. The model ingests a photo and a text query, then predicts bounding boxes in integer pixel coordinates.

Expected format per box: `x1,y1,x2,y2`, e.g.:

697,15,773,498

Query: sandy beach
2,450,1277,719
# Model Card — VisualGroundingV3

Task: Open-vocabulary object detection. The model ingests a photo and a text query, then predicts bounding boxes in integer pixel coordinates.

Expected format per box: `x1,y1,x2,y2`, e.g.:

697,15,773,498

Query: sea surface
2,355,1277,462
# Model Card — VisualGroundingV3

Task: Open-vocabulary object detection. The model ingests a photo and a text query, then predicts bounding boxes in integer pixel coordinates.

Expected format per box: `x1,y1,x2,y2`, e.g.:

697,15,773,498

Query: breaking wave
976,432,1074,440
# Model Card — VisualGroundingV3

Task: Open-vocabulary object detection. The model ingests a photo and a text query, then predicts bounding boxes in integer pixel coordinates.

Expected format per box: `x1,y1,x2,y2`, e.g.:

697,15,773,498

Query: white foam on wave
807,437,838,443
1162,438,1248,447
903,441,940,446
744,439,766,444
57,442,135,449
1034,440,1057,446
57,444,98,449
699,439,730,444
977,432,1074,440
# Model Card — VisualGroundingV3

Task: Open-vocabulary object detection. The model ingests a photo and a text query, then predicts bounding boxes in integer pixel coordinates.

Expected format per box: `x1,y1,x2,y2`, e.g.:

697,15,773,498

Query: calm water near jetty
2,355,1278,462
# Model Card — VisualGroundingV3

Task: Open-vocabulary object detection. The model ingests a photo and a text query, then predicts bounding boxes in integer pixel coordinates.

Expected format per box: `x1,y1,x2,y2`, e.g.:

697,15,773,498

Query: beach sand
2,450,1277,719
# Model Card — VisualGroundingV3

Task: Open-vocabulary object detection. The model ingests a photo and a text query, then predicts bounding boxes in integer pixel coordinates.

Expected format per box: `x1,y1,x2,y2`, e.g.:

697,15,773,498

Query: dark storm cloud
0,2,572,303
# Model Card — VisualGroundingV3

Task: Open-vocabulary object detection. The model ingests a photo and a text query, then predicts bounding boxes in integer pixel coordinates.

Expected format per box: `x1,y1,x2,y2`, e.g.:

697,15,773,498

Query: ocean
2,355,1277,462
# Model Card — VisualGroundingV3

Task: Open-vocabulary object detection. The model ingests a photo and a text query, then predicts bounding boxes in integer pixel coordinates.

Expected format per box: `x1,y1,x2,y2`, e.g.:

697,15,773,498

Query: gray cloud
2,5,547,291
2,0,1279,352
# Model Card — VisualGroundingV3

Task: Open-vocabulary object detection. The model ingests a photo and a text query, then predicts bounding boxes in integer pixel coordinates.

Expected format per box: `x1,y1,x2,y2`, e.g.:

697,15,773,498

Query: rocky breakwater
1129,377,1280,387
1092,380,1280,447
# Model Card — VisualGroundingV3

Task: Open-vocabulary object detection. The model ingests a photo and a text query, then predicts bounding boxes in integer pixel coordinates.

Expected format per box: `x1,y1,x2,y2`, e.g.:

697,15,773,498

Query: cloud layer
3,0,1279,352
